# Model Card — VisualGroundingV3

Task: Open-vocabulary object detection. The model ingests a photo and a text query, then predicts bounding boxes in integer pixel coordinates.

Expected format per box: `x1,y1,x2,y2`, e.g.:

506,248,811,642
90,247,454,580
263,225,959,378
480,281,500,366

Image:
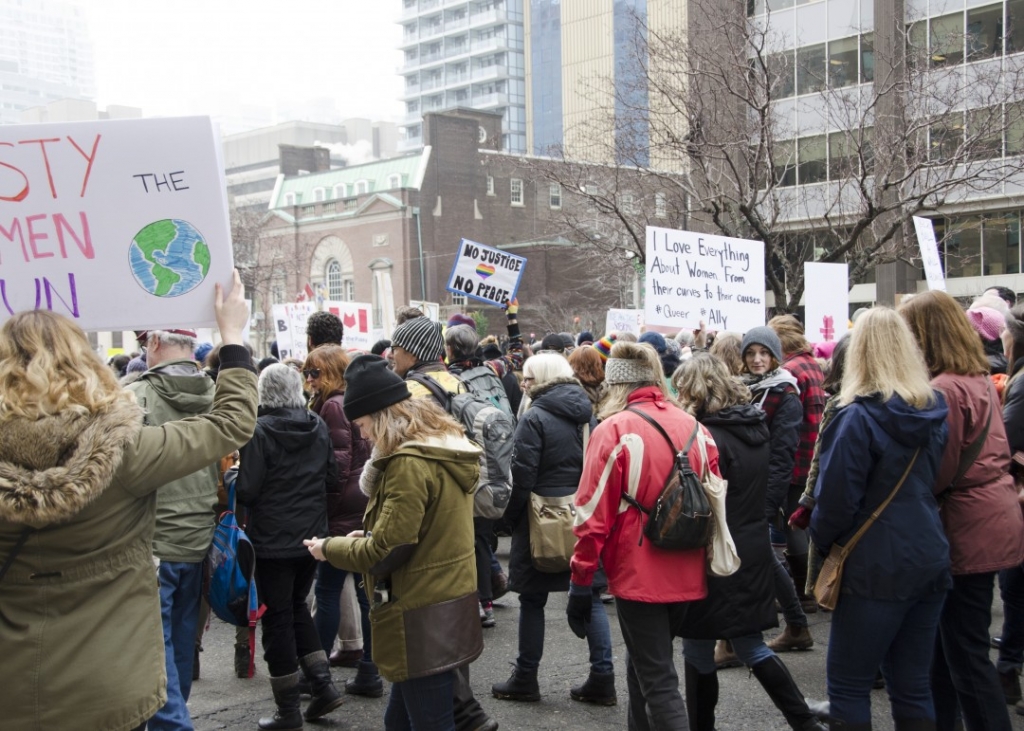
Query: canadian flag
296,283,315,302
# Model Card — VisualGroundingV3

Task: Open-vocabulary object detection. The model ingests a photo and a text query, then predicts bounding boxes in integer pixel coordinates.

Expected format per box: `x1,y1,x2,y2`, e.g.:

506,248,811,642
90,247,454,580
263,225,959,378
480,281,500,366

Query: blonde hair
708,332,744,376
0,310,133,419
673,352,752,417
839,308,936,409
597,341,668,420
768,314,811,356
368,395,465,457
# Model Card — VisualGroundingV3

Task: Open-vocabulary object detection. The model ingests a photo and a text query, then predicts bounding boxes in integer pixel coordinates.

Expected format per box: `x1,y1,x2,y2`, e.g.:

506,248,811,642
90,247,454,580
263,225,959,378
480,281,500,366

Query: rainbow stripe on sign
476,263,496,279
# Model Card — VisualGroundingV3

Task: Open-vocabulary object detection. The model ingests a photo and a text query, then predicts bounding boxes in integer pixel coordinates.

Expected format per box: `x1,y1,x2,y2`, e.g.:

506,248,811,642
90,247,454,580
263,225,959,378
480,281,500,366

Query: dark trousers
827,591,945,725
313,561,372,662
932,572,1013,731
998,562,1024,673
254,555,321,678
473,518,494,603
384,669,456,731
453,664,489,731
616,597,689,731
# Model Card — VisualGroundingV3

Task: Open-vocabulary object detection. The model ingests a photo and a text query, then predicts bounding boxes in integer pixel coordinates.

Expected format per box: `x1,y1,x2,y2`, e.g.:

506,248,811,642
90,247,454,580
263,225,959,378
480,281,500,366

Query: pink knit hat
966,306,1005,342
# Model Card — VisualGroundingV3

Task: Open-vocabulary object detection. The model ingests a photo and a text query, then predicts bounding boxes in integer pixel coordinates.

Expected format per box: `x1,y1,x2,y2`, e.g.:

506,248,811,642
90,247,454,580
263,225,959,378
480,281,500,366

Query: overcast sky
85,0,404,123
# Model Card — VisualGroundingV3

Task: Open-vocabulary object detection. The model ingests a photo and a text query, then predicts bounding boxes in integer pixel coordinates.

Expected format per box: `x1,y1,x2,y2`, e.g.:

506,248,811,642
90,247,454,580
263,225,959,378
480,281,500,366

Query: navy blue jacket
810,393,952,601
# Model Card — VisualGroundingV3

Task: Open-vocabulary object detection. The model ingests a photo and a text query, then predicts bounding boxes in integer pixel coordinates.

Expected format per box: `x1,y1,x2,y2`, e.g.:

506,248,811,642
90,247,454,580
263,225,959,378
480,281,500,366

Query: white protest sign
0,116,232,330
323,300,374,352
645,227,766,332
410,300,440,322
605,308,644,336
913,216,946,292
272,301,315,361
447,238,526,306
804,263,849,344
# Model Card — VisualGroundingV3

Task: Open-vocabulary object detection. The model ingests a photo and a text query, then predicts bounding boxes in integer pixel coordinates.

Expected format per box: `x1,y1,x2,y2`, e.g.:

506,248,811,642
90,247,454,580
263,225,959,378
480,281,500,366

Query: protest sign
410,300,440,322
912,216,946,292
644,227,766,332
272,302,315,361
323,300,374,352
804,263,849,344
447,238,526,306
605,308,644,336
0,116,232,330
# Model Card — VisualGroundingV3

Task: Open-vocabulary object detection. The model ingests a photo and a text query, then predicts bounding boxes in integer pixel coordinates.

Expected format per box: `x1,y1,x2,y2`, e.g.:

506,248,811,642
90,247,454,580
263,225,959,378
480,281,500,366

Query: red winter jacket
931,373,1024,575
314,392,372,536
571,387,717,603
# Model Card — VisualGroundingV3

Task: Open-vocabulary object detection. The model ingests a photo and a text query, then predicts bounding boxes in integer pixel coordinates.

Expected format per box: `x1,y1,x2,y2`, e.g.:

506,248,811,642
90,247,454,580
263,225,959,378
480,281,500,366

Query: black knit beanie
343,354,411,420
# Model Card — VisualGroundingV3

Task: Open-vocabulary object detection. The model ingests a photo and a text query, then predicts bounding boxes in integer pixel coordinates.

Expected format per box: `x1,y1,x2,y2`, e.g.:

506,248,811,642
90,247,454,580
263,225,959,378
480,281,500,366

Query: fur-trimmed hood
0,398,143,526
525,377,593,425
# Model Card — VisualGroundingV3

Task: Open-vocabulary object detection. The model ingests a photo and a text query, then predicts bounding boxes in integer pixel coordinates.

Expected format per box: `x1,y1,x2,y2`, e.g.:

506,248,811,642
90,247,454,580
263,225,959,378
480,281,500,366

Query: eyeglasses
302,369,321,380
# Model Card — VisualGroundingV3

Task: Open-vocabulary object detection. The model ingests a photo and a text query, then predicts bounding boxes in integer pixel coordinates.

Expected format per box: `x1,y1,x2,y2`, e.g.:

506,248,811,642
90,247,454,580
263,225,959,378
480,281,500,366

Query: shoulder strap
839,448,920,557
407,371,453,412
950,405,994,490
0,526,35,585
626,406,699,460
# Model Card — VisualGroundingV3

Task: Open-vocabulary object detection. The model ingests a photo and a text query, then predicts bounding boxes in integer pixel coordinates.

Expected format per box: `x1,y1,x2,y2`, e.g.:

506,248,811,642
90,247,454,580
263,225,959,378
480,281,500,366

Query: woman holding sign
0,272,257,731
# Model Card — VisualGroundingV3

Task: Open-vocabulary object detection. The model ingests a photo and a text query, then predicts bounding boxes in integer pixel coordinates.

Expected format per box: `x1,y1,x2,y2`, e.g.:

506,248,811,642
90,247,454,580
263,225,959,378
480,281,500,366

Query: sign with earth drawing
0,116,232,331
446,238,526,307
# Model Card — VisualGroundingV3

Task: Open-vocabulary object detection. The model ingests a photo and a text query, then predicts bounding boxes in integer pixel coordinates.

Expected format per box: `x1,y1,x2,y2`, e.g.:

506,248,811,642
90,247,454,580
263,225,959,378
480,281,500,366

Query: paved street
189,539,1024,730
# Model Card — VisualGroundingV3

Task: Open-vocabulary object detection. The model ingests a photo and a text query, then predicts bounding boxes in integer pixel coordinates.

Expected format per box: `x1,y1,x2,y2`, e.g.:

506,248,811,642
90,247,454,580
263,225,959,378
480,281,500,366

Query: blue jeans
998,563,1024,673
772,547,807,627
517,589,613,674
384,669,456,730
313,561,372,662
932,572,1013,731
827,591,946,726
148,561,204,731
682,634,774,674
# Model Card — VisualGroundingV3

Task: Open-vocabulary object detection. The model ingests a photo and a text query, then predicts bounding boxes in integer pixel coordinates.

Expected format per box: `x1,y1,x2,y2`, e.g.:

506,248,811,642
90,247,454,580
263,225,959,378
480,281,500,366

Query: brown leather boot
767,623,814,652
714,639,743,669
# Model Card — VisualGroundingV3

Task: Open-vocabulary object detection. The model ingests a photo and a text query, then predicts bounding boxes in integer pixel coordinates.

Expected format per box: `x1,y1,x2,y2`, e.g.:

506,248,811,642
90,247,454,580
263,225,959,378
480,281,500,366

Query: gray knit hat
740,326,783,363
391,316,445,363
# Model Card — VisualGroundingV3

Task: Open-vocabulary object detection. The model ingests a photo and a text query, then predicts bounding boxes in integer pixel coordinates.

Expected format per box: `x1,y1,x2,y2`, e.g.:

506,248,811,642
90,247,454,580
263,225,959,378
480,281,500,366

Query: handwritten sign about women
644,226,765,333
446,238,526,306
0,116,232,331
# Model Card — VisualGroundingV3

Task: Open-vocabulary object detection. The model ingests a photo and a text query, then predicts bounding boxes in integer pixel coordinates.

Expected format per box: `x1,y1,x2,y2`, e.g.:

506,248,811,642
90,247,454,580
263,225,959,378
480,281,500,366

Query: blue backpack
205,466,262,676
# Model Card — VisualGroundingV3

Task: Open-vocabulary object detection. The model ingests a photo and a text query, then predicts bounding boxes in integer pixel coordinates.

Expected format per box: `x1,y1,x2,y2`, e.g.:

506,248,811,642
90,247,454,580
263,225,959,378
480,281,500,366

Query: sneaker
481,603,496,628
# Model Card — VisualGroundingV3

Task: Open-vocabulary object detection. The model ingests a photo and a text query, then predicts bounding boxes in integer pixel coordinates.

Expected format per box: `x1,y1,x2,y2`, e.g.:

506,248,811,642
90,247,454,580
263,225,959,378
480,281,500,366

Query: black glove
565,585,593,639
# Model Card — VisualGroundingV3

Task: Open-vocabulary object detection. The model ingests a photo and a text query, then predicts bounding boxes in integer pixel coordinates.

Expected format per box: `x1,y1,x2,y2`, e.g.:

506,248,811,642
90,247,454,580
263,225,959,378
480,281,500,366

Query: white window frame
452,291,467,306
326,260,343,300
284,192,296,206
343,279,355,302
486,175,495,196
355,180,370,195
332,183,347,199
655,191,667,218
313,187,326,202
510,178,524,207
620,193,635,214
549,183,562,209
388,173,402,189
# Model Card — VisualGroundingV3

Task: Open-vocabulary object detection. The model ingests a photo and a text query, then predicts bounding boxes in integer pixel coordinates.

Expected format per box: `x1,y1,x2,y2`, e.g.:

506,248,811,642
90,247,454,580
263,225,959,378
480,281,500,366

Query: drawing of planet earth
129,219,211,297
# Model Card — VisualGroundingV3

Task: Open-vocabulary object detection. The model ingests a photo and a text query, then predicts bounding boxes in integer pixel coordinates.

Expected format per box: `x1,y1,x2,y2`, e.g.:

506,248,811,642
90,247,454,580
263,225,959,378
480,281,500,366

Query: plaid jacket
783,351,827,486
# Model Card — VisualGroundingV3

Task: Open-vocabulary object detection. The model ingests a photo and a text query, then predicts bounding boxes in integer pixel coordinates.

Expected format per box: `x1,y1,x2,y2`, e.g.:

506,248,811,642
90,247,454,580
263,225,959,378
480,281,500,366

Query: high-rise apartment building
0,0,95,125
398,0,527,153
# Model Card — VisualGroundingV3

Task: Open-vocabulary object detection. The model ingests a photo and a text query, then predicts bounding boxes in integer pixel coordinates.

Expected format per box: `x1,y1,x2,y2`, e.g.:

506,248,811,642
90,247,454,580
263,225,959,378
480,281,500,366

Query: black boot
828,722,872,731
345,659,384,698
298,651,344,721
193,645,201,681
491,664,540,702
235,642,251,679
570,670,617,706
684,662,719,731
259,672,303,731
751,655,827,731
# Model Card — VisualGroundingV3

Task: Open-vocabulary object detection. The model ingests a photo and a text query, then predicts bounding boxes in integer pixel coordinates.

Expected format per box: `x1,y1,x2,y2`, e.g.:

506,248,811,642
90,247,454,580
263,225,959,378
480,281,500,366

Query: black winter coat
237,406,335,558
505,379,597,595
680,405,778,639
1003,358,1024,453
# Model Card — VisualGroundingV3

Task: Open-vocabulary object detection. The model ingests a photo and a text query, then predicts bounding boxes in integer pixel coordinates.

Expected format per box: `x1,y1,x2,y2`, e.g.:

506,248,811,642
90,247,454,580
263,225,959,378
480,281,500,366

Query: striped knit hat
391,317,445,363
593,333,617,362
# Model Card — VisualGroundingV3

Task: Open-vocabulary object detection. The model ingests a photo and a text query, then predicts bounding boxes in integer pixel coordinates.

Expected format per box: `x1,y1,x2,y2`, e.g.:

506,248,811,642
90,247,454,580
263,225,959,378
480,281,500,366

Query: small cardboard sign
644,226,766,332
912,216,946,292
446,238,526,306
803,263,849,344
605,308,644,336
0,116,232,331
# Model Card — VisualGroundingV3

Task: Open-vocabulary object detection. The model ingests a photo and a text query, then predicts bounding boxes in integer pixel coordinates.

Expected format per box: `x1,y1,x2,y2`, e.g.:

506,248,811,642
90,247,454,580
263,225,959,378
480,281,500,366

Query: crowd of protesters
4,277,1024,731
